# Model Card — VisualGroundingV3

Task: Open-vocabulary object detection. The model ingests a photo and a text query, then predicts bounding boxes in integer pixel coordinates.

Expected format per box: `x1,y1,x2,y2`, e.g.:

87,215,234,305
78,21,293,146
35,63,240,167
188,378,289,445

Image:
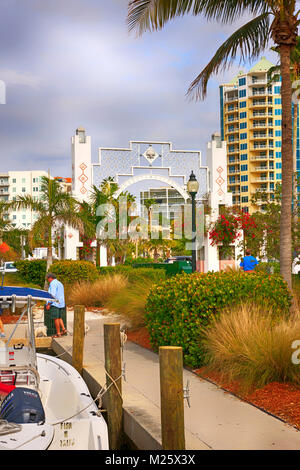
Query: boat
0,286,109,450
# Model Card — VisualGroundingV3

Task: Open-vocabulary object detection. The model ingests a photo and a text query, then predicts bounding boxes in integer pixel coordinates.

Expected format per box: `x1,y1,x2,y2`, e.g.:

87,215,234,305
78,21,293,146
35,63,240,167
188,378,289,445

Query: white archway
113,174,189,200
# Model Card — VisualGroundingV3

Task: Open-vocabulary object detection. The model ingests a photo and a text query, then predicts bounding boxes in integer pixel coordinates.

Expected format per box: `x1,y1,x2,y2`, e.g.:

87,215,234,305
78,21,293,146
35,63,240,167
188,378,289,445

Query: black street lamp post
187,171,199,273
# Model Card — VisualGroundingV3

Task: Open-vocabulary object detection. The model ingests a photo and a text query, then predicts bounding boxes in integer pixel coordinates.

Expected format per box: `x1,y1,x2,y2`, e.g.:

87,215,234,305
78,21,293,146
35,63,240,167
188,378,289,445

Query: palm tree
11,176,83,287
127,0,299,291
268,37,300,218
84,181,136,265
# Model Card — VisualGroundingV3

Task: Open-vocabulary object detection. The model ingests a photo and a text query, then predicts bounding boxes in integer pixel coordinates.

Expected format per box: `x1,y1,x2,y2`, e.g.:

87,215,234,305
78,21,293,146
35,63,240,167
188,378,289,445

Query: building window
240,143,247,150
240,133,247,140
276,151,282,158
22,187,26,192
274,86,281,94
239,89,246,98
241,186,248,192
276,162,282,169
275,130,282,137
275,109,282,115
275,141,282,147
276,174,282,180
240,122,247,129
241,154,248,161
241,175,248,182
240,112,247,119
239,77,246,87
239,101,247,108
275,120,282,126
275,98,282,105
241,196,248,203
241,164,248,171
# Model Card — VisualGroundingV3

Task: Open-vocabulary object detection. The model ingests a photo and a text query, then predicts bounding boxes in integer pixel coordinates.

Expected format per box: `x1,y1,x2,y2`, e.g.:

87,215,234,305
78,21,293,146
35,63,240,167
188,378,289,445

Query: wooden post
104,323,123,450
159,346,185,450
72,305,85,375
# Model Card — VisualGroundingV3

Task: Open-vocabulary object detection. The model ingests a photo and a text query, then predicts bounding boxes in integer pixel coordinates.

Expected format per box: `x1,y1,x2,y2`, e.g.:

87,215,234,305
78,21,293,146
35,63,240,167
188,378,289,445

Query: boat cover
0,287,55,302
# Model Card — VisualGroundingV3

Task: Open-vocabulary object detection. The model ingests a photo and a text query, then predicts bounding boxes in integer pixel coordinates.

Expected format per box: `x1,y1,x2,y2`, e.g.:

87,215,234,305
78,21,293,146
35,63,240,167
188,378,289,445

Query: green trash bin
44,305,67,337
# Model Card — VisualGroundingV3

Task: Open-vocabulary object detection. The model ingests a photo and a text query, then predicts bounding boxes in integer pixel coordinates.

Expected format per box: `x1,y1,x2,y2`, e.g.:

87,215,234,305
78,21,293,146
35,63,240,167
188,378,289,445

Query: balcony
250,78,267,85
251,144,274,151
250,100,267,107
250,155,273,161
251,188,271,194
252,166,269,172
226,127,239,134
253,177,274,182
225,95,239,103
225,107,239,115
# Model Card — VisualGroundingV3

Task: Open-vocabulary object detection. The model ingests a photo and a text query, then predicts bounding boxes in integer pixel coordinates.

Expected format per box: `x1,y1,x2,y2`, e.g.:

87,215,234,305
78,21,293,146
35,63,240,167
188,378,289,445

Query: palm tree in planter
11,176,83,287
128,0,299,291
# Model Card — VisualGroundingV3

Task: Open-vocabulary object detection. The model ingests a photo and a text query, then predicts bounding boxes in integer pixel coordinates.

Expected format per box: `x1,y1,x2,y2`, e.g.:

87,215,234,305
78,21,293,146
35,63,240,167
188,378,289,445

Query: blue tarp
0,286,55,301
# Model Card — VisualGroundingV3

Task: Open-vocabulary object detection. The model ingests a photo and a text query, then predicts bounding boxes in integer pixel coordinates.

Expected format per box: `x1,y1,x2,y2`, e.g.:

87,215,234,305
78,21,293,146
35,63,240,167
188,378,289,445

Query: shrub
67,274,128,307
202,302,300,390
98,266,166,284
50,260,99,286
145,271,291,368
15,259,47,287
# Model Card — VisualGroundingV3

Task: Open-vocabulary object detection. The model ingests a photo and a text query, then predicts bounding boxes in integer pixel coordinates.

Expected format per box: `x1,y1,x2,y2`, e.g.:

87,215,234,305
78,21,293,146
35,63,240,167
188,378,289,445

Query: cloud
0,69,40,88
0,0,280,179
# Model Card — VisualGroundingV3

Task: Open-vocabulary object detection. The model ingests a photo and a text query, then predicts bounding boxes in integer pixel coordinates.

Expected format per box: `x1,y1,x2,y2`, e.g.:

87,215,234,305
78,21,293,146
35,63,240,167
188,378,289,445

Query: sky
0,0,283,177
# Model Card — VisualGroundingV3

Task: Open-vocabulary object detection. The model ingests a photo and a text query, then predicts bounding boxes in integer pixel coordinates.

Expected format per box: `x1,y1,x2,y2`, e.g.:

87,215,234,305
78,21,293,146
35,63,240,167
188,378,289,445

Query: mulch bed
1,314,25,324
126,326,300,431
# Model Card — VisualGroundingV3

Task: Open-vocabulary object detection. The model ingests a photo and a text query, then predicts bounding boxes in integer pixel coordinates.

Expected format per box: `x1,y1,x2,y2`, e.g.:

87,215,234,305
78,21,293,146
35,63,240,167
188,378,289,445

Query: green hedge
98,265,167,283
145,271,291,368
15,259,99,287
15,260,47,287
50,260,99,285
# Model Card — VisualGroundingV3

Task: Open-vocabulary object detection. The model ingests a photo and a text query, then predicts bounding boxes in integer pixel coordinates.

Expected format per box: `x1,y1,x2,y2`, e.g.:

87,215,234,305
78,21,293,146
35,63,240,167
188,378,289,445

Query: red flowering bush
209,210,258,255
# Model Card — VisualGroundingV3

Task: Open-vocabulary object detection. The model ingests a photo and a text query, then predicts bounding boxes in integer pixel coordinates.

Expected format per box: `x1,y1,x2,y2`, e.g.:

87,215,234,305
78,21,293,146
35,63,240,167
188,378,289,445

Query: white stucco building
8,170,49,229
64,127,242,271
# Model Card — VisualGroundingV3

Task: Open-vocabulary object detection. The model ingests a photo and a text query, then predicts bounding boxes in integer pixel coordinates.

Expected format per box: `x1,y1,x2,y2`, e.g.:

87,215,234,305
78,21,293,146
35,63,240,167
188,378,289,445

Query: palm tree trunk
293,103,298,222
44,224,53,289
279,44,293,291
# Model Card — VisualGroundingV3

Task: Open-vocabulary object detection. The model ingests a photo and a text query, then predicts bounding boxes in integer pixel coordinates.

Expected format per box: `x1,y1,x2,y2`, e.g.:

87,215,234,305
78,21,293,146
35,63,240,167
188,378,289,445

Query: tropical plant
10,176,83,287
202,301,300,390
127,0,300,291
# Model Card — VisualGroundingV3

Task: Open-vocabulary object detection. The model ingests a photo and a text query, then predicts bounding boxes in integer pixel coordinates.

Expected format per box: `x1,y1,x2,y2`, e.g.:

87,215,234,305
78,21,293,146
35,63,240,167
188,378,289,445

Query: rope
0,420,22,436
46,328,127,426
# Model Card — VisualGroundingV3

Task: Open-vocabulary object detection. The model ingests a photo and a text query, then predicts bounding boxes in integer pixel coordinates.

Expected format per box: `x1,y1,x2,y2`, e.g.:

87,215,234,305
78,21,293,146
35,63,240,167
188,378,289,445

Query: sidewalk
5,311,300,450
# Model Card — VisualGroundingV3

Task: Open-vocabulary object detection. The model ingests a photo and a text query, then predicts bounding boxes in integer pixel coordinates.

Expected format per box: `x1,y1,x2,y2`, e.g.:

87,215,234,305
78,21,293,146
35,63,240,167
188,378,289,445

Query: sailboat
0,285,109,450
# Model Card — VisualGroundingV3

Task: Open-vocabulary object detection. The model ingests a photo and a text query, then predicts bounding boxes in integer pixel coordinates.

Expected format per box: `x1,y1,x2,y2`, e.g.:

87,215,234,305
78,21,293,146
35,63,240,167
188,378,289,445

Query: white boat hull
0,353,109,450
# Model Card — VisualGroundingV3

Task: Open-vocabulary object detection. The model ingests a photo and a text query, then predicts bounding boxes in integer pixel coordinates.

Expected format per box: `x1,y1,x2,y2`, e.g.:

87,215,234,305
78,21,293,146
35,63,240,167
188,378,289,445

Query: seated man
240,249,259,272
45,273,67,338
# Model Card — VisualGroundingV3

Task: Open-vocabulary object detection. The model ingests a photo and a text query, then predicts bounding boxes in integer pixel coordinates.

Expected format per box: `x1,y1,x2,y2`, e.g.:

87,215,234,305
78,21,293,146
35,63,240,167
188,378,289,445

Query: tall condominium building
8,170,49,228
220,56,299,214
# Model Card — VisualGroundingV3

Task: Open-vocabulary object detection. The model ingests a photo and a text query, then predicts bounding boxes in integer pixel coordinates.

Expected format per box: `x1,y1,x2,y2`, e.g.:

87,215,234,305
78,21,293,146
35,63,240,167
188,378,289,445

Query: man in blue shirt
45,273,67,338
240,250,259,272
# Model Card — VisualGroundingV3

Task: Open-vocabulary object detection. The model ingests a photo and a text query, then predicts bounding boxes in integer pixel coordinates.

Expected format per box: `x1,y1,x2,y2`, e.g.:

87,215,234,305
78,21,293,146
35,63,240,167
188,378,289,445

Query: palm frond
10,194,46,214
127,0,268,34
187,12,271,100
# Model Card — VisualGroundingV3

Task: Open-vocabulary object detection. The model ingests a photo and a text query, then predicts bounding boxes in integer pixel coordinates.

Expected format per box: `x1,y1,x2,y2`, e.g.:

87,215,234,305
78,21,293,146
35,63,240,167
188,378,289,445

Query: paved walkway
4,310,300,450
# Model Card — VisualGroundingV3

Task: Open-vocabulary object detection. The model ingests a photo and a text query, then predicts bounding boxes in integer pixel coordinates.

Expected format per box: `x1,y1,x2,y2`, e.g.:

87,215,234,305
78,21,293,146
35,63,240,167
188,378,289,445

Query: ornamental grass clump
145,271,291,368
67,274,128,307
104,278,154,331
202,302,300,391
